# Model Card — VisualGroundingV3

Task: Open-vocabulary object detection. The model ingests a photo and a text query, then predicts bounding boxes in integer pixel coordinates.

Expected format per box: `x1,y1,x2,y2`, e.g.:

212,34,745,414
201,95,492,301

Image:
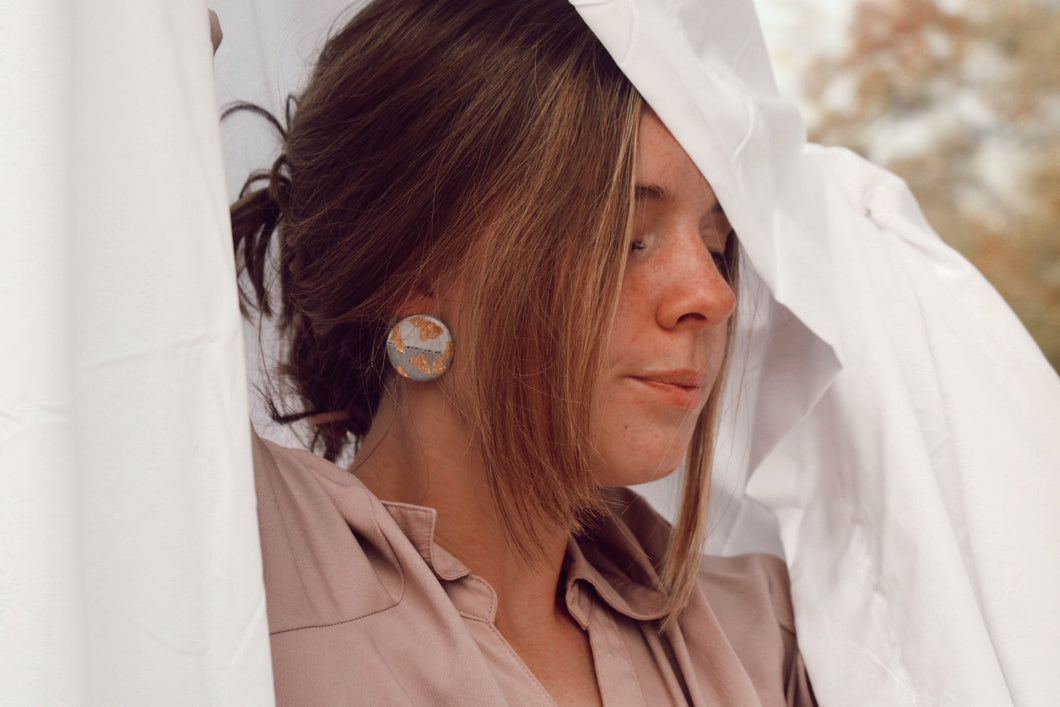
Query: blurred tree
804,0,1060,370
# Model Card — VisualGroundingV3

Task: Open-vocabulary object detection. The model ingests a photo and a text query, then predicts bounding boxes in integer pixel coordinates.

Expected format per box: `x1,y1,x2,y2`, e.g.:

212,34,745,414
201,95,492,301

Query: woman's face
590,111,737,487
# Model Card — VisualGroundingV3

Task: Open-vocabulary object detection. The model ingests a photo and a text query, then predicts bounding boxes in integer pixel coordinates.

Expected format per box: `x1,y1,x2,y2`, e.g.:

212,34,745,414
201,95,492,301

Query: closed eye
711,230,736,282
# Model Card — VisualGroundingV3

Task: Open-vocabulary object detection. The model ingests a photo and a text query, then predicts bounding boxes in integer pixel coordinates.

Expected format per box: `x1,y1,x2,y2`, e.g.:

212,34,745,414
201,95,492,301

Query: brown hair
230,0,735,623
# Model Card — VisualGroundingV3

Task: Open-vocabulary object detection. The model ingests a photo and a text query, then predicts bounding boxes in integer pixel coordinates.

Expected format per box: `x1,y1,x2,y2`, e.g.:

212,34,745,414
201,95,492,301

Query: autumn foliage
805,0,1060,370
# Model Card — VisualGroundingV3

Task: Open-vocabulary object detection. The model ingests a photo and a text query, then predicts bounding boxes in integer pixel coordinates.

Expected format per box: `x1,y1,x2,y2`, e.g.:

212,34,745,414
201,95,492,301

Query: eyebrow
635,183,668,201
634,183,726,217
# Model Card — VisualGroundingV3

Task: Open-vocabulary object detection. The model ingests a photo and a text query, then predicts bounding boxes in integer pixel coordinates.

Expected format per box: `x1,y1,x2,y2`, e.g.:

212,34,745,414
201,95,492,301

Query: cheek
589,363,707,487
588,300,727,486
589,398,700,487
608,275,652,354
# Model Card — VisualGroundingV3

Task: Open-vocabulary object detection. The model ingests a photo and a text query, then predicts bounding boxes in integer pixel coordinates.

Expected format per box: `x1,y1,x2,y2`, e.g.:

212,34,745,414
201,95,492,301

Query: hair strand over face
228,0,737,625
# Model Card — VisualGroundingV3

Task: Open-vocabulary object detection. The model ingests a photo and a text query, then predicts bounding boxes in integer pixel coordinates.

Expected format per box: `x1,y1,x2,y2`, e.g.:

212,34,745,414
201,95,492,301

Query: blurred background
758,0,1060,371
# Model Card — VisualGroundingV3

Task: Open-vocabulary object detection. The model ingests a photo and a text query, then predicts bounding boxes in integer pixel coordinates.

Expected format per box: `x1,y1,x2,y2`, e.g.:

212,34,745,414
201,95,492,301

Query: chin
594,450,686,488
590,412,700,487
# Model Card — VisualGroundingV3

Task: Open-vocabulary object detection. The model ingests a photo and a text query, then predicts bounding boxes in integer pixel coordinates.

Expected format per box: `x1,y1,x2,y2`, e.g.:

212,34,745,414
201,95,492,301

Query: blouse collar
379,488,674,624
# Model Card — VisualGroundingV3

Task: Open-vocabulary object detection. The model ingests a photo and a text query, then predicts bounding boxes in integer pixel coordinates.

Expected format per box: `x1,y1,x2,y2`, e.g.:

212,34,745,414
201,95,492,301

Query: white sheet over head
573,1,1060,705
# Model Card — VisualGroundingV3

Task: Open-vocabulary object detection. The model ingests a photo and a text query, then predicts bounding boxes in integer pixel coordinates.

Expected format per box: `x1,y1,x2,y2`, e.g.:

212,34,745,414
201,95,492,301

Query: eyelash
711,250,729,278
713,230,736,281
630,230,734,258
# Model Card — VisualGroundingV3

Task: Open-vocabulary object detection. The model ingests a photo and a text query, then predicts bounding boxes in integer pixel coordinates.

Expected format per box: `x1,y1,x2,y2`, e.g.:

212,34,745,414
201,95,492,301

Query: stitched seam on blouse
592,608,648,706
585,570,669,621
269,602,405,635
451,574,497,623
482,622,557,704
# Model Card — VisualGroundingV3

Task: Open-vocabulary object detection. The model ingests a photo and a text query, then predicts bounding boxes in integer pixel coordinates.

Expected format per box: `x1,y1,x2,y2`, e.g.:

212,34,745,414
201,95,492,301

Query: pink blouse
252,431,816,705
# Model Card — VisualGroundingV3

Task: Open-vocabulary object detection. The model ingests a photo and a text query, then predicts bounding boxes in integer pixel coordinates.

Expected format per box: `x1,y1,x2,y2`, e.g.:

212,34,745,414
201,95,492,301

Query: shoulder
695,552,796,635
250,429,407,633
605,490,815,704
604,488,795,632
690,554,817,705
600,489,796,633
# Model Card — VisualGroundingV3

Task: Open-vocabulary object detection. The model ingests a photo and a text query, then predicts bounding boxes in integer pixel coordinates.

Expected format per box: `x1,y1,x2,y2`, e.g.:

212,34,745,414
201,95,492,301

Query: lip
630,370,707,410
636,369,706,387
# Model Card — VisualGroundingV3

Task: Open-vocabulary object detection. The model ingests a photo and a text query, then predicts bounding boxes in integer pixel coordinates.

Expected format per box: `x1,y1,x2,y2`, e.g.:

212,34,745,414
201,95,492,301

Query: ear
392,292,435,320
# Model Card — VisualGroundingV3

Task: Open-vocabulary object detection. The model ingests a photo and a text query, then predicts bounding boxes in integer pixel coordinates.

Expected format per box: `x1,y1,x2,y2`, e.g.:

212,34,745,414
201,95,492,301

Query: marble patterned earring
385,314,455,381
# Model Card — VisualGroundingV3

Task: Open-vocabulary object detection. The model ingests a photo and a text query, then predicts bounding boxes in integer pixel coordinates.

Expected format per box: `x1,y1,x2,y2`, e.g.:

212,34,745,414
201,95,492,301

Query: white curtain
1,1,273,704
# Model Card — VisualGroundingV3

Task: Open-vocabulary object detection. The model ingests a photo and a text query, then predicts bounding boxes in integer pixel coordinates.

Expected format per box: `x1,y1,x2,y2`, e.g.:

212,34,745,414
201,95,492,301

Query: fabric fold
2,2,275,704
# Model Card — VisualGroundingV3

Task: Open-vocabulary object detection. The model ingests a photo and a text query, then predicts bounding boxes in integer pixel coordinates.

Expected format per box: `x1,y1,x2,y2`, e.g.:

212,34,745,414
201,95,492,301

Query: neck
352,380,572,630
354,378,604,705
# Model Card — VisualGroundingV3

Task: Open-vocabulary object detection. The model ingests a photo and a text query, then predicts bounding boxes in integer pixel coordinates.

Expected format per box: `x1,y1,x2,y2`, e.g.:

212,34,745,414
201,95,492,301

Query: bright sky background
754,0,853,110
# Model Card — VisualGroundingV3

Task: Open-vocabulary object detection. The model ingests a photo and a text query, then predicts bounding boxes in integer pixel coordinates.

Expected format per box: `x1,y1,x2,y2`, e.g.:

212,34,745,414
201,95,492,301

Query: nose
655,232,737,330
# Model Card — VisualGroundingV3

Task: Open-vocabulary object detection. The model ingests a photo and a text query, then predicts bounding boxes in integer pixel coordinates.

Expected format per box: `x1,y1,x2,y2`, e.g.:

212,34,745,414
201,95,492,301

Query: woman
231,0,814,703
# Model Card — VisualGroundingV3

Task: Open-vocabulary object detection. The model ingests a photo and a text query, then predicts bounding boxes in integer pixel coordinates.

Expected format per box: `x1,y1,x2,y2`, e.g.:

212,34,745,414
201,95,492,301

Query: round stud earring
385,314,455,382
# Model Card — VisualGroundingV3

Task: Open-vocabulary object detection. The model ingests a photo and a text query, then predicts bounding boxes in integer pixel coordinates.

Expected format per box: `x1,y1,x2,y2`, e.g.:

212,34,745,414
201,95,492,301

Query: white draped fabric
1,1,273,704
575,1,1060,705
3,0,1057,705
